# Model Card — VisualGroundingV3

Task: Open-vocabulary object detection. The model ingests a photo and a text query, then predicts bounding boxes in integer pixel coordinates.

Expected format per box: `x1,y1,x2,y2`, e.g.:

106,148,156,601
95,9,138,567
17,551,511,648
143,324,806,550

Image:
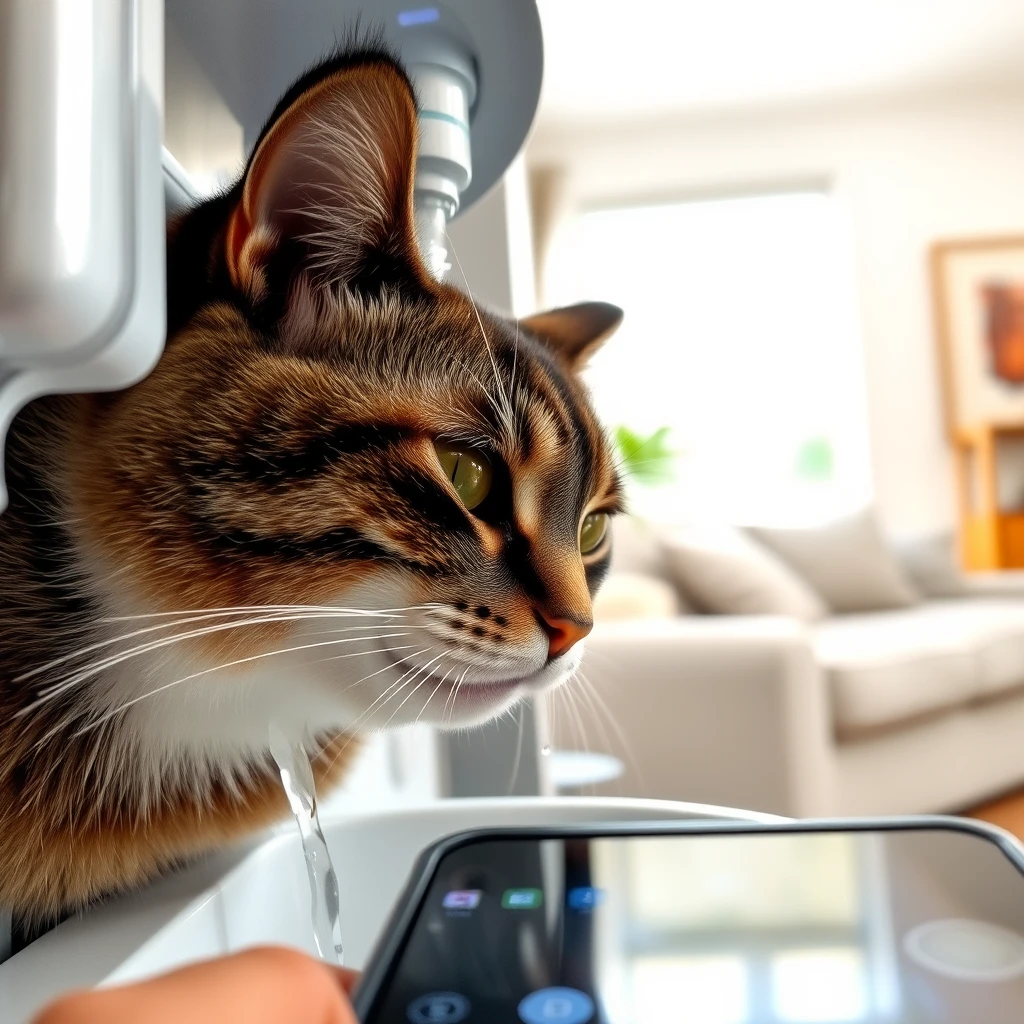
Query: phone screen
362,826,1024,1023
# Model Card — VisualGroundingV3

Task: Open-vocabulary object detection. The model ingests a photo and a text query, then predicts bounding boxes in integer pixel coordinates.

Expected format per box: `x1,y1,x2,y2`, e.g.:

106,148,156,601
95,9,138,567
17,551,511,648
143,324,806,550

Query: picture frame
931,236,1024,438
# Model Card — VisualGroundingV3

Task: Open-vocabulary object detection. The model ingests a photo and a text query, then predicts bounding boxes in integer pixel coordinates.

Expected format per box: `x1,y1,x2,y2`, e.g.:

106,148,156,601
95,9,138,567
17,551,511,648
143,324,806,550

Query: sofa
562,511,1024,818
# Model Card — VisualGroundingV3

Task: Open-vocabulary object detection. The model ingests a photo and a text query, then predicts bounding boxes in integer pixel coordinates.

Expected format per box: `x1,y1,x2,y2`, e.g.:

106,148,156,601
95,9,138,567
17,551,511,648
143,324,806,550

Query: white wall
446,155,537,316
528,87,1024,534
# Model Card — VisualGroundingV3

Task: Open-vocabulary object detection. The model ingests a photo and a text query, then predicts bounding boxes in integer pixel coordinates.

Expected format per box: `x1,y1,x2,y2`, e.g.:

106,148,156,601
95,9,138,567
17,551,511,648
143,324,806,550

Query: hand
34,947,359,1024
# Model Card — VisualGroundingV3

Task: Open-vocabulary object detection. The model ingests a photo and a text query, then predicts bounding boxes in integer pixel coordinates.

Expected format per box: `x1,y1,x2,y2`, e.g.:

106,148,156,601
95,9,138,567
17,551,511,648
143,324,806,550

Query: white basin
1,796,780,1022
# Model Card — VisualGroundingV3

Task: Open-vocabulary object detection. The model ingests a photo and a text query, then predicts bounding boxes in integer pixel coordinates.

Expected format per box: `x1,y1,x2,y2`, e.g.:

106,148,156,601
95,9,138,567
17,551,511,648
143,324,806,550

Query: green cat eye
434,442,493,511
580,512,609,555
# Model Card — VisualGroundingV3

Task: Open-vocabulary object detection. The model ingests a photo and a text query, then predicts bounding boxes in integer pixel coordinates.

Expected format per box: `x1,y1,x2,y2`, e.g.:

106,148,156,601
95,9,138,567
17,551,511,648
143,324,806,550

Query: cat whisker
102,602,440,623
318,649,440,771
508,314,521,419
21,626,418,717
569,674,619,792
20,608,435,691
379,652,447,729
576,669,644,790
314,650,434,781
281,622,431,642
60,636,423,741
21,613,312,692
444,231,517,441
462,367,510,425
556,676,595,789
505,703,526,795
416,662,458,726
445,666,471,724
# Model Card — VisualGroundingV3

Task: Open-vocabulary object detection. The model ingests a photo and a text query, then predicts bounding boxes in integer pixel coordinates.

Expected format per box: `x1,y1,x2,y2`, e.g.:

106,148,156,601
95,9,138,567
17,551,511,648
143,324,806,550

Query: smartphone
353,817,1024,1024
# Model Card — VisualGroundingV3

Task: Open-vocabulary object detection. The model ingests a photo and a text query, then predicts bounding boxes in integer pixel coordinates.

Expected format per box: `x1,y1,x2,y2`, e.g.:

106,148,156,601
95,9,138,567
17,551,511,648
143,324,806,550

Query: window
631,954,749,1023
772,948,868,1022
544,190,871,525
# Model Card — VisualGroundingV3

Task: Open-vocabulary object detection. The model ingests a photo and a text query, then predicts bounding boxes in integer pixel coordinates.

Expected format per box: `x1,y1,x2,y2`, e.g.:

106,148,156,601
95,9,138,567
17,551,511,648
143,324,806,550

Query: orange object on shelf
954,423,1024,570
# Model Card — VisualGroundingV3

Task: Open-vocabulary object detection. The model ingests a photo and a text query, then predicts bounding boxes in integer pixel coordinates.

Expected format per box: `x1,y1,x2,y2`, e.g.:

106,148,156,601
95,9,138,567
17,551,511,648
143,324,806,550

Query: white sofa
563,519,1024,818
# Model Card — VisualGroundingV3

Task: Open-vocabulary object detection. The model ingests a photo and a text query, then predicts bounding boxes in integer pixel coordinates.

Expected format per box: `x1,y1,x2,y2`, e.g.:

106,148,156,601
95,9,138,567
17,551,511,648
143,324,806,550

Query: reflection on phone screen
365,828,1024,1023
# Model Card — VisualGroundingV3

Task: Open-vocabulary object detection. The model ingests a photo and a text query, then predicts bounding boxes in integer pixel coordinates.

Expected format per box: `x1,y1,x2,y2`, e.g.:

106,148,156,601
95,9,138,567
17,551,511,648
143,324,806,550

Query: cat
0,45,622,923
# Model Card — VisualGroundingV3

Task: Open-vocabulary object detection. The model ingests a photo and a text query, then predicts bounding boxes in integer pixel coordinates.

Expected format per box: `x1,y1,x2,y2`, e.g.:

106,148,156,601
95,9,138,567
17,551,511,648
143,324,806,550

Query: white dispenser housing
0,0,543,507
0,0,167,509
1,798,777,1023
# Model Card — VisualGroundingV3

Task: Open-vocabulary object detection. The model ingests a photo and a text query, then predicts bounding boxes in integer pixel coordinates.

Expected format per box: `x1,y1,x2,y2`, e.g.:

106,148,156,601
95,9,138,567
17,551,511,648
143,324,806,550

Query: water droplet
270,725,344,965
541,744,551,756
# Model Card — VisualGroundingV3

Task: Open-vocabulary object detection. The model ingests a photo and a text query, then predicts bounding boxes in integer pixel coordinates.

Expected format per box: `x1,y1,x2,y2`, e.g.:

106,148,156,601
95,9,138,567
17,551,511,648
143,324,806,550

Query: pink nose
536,612,592,660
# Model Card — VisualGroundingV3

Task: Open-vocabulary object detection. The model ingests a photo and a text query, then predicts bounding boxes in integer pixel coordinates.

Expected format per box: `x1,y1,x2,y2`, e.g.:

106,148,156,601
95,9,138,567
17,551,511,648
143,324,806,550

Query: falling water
269,725,344,964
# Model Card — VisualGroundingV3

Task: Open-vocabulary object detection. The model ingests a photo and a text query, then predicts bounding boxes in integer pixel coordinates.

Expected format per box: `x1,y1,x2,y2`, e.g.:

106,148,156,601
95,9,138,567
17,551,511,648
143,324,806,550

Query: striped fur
0,47,622,921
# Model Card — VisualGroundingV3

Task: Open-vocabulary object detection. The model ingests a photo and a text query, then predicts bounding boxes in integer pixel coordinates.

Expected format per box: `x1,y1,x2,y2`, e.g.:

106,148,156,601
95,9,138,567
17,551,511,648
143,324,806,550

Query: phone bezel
352,814,1024,1020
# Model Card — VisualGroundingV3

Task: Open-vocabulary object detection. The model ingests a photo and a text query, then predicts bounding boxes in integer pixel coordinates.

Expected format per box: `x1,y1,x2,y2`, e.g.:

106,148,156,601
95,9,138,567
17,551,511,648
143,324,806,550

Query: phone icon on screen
568,887,605,911
442,890,482,910
502,887,543,909
407,991,471,1023
518,987,594,1024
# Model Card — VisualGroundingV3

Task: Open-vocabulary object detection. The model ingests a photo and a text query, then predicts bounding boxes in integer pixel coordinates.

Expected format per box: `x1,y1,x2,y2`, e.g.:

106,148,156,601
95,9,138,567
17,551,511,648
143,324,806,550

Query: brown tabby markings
0,48,622,921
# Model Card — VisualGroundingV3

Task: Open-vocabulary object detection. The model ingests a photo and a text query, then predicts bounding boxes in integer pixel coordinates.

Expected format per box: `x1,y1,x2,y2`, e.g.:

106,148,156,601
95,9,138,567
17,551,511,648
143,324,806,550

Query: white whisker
444,230,516,440
505,703,525,795
17,604,438,686
103,603,439,623
62,633,418,741
24,628,414,721
415,662,458,726
577,670,644,790
445,666,471,724
381,653,447,729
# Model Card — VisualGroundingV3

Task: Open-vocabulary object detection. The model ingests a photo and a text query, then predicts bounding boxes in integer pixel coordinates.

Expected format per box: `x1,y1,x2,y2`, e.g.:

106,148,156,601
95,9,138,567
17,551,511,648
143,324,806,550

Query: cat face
70,50,622,744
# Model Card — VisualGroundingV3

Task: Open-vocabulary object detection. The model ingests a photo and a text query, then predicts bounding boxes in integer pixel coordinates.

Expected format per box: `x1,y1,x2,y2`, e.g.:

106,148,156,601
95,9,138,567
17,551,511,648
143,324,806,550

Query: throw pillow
889,532,968,599
661,524,828,622
751,509,920,613
592,572,682,622
610,515,669,577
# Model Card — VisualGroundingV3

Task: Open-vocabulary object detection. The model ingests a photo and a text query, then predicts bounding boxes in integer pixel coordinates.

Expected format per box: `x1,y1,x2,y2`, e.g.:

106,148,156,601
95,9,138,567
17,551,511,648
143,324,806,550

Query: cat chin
367,644,585,731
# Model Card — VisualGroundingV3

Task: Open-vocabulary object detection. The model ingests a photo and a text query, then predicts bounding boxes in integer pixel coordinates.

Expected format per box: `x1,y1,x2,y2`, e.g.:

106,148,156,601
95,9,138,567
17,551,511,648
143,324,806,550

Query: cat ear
520,302,623,370
225,55,427,304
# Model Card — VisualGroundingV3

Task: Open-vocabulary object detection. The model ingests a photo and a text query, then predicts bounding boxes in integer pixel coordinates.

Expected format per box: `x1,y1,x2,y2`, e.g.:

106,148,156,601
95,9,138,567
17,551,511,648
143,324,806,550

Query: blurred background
527,0,1024,533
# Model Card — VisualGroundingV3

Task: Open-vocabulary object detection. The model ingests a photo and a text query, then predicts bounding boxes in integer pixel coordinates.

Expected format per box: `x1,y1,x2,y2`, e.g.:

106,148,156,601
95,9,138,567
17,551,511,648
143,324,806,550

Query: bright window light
772,947,868,1022
544,191,871,525
630,954,748,1023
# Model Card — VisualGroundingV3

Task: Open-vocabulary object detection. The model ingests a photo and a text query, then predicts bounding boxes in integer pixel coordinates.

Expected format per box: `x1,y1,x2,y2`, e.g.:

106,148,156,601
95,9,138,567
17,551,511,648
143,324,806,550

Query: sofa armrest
962,572,1024,600
565,617,837,817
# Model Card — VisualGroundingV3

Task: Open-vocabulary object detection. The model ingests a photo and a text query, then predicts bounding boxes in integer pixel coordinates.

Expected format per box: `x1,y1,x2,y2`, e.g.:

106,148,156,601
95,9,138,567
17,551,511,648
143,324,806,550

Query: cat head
73,48,622,740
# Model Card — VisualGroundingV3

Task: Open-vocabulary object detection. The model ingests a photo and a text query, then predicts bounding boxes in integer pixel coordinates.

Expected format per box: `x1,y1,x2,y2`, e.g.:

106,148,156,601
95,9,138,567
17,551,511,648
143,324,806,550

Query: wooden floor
964,788,1024,840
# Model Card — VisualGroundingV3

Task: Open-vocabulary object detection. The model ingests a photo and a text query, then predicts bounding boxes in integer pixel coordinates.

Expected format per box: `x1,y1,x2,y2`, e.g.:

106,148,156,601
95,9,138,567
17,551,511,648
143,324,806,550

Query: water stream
268,725,344,964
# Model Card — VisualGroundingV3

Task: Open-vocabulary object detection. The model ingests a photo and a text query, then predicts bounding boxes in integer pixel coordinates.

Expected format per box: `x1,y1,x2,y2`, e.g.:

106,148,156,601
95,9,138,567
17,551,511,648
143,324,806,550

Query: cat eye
579,512,609,555
434,442,493,511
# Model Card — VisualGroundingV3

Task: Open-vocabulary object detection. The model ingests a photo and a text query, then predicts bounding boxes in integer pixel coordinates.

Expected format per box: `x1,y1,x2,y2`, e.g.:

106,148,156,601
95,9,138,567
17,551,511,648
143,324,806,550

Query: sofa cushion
662,524,828,622
814,600,1024,737
958,600,1024,698
752,509,920,613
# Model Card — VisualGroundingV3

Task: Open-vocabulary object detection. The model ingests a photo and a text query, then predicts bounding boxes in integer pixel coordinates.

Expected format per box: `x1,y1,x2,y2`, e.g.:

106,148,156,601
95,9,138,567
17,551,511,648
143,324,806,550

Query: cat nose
535,611,592,660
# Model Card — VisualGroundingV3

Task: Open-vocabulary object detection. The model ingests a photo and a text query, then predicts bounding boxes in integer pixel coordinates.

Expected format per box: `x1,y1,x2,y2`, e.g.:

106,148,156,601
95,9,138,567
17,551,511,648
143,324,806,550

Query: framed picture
932,236,1024,437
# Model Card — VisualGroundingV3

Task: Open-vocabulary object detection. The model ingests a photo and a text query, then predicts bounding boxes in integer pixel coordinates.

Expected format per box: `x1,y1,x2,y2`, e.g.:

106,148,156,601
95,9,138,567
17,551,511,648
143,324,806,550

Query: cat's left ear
224,55,428,305
520,301,623,371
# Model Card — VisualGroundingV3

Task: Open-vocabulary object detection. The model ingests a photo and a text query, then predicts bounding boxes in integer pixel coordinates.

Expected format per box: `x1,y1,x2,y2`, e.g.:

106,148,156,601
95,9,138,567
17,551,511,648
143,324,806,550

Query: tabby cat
0,46,622,921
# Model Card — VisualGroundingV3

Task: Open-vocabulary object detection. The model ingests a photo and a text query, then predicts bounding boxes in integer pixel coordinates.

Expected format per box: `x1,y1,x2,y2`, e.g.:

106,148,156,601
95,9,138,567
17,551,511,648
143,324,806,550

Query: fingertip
329,965,361,995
